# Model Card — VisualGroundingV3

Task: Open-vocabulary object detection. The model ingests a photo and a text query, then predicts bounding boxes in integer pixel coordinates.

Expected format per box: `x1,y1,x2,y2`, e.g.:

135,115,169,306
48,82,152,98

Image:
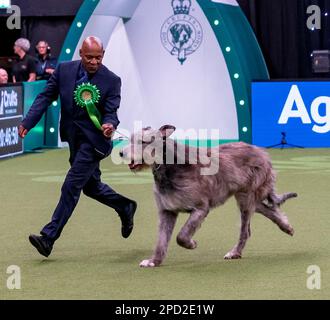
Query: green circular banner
74,82,102,130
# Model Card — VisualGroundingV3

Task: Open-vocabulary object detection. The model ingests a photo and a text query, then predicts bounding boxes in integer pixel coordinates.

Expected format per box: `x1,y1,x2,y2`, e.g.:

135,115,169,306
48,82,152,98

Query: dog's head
120,125,176,172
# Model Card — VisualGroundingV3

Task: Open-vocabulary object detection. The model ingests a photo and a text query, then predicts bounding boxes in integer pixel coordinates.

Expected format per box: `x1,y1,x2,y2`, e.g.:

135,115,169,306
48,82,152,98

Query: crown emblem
171,0,191,15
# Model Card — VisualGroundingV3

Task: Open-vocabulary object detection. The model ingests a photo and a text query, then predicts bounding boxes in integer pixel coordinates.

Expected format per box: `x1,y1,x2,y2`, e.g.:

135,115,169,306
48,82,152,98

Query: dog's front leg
177,208,209,250
140,210,178,268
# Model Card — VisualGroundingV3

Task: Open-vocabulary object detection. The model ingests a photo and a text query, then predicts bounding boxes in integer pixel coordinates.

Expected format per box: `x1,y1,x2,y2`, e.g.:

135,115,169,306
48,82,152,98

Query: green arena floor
0,147,329,300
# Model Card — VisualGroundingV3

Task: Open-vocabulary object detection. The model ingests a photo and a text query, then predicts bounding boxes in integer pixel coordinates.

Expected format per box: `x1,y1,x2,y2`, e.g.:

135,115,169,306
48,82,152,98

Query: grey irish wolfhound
120,125,297,267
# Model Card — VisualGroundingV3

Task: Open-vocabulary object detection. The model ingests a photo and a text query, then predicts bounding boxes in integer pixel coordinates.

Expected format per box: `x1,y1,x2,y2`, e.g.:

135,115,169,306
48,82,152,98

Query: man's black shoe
29,234,53,257
119,201,137,238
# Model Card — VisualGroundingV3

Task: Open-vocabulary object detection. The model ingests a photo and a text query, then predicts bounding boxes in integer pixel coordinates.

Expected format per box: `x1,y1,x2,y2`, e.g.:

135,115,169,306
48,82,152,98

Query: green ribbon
74,82,102,130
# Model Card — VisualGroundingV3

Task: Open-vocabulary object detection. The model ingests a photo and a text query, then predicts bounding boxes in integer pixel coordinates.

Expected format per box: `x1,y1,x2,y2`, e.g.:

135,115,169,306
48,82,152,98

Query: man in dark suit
19,36,137,258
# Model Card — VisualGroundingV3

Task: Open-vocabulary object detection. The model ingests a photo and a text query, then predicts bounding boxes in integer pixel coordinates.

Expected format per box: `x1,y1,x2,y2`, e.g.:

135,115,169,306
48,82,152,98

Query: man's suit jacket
22,60,121,158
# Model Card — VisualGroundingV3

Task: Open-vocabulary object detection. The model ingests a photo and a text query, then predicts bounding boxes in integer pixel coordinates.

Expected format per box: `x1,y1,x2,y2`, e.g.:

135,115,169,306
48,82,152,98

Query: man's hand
45,68,55,75
102,123,114,139
18,125,28,139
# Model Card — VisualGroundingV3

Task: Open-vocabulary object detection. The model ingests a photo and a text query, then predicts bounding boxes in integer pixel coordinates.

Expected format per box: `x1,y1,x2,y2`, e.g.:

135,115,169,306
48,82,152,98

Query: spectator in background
12,38,36,83
0,68,8,84
35,40,58,81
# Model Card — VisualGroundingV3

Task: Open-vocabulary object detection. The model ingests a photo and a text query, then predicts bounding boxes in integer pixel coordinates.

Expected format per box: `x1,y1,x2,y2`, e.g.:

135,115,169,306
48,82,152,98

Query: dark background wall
238,0,330,79
1,0,330,79
10,0,83,57
10,0,83,16
0,0,83,69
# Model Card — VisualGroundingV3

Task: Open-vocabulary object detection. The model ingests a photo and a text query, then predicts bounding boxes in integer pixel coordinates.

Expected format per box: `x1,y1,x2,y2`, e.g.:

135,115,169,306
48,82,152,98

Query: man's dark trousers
40,134,131,243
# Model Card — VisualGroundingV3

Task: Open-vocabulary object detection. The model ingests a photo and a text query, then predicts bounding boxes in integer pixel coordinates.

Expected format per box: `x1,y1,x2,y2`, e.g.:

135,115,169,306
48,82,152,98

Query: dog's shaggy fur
120,125,297,267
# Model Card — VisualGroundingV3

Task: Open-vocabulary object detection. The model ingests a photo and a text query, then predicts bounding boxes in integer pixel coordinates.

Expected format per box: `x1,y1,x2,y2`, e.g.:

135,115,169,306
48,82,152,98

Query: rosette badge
74,82,102,130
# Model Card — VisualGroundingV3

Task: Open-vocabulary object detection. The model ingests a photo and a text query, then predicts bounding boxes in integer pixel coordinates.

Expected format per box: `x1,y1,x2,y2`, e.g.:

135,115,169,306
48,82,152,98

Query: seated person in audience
0,68,8,84
12,38,36,83
35,40,58,81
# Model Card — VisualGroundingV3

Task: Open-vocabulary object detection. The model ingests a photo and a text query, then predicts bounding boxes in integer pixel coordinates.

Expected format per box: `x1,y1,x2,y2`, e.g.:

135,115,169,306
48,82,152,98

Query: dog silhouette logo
161,0,203,65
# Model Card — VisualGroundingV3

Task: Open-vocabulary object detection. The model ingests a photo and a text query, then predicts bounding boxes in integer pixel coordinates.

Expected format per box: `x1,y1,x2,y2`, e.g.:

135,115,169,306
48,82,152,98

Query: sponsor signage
0,84,23,158
252,81,330,148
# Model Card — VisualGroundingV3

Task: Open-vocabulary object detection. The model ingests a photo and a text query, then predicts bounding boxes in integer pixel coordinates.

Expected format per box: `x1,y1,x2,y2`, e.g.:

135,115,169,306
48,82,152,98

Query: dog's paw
285,224,294,236
279,224,294,236
139,259,156,268
189,239,198,249
177,237,197,250
224,251,242,260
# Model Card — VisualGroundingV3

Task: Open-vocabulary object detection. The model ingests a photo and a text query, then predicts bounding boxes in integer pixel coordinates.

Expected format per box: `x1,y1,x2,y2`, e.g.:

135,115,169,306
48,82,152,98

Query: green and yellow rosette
74,82,102,130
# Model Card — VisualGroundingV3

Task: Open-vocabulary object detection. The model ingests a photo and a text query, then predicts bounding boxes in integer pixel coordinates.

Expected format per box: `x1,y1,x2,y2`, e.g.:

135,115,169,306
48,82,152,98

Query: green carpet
0,147,329,300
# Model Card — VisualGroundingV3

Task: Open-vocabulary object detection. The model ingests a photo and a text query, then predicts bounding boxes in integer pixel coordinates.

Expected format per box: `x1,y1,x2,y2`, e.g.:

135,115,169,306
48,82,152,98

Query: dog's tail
265,192,298,208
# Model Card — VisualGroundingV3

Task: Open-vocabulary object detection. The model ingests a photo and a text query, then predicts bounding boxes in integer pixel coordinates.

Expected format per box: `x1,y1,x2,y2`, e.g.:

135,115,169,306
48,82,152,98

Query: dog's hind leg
140,210,178,268
224,193,255,260
256,203,294,236
176,208,209,250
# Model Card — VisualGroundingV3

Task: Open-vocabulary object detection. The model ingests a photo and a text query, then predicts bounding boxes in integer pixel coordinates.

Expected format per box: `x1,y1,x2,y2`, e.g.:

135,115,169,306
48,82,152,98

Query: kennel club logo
161,0,203,65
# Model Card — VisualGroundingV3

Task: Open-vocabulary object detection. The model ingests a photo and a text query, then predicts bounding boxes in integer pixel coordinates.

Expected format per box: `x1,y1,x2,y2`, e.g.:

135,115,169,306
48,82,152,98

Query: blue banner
0,83,23,158
252,82,330,148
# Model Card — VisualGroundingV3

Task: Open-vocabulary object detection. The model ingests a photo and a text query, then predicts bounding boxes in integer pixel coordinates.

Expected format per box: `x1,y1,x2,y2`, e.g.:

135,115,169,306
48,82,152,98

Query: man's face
80,44,104,74
0,70,8,84
37,42,48,56
13,45,20,55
